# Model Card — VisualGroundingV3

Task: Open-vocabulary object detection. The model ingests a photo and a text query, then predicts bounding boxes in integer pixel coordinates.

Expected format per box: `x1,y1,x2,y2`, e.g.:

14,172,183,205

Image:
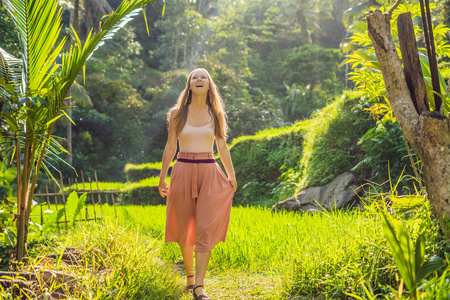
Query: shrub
227,121,311,206
227,90,373,206
298,90,374,189
124,162,173,182
121,177,166,205
356,118,417,193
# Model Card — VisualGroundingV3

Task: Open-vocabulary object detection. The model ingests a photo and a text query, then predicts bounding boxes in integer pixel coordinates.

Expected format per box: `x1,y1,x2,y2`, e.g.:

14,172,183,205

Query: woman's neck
190,93,208,111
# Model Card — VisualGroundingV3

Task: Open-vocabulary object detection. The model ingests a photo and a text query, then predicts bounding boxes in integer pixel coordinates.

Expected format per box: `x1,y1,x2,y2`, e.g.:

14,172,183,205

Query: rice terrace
0,0,450,299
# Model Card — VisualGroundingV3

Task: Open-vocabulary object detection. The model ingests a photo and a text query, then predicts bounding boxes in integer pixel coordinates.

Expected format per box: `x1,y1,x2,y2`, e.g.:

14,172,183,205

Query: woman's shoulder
168,107,179,118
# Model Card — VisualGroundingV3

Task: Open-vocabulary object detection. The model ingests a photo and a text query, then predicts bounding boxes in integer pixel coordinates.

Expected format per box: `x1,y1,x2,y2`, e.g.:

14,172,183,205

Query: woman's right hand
159,179,169,198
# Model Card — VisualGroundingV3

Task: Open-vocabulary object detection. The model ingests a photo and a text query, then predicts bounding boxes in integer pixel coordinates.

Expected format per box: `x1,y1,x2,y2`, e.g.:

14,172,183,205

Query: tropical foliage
46,0,378,177
0,0,159,262
379,209,444,298
344,2,450,121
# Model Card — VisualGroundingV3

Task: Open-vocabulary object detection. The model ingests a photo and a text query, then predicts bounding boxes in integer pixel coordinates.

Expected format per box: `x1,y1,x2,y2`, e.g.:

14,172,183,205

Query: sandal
193,285,211,300
185,275,194,293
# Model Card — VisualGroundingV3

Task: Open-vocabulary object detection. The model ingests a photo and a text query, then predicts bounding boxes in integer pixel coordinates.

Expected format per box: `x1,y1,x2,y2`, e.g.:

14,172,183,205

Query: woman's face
190,70,210,94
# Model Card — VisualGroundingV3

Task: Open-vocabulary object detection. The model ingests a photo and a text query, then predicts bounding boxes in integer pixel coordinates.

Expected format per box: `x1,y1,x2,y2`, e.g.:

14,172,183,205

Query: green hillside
229,90,375,206
122,90,416,207
231,90,422,206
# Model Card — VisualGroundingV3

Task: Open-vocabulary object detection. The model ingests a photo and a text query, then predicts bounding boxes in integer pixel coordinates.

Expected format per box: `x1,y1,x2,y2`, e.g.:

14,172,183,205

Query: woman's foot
193,285,211,300
185,275,195,293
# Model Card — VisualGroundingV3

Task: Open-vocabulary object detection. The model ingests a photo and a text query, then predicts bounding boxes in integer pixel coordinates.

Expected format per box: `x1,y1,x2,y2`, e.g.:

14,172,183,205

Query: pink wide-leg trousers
165,152,234,252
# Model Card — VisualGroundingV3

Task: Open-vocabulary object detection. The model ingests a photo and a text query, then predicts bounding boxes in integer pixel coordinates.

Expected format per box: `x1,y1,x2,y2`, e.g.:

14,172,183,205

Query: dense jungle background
1,0,450,298
0,0,414,182
3,0,446,204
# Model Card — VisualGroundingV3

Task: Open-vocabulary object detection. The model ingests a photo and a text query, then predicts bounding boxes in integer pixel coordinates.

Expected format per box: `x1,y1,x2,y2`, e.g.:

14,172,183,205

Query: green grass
229,118,314,147
20,220,183,299
44,205,389,299
102,205,394,298
23,190,445,299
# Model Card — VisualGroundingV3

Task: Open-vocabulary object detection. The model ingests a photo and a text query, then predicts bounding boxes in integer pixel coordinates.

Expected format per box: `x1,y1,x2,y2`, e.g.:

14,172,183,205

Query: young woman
158,68,237,300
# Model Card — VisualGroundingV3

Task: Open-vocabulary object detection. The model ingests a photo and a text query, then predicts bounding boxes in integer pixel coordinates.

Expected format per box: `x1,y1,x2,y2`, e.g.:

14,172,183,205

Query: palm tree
280,0,333,45
0,0,158,263
69,0,114,39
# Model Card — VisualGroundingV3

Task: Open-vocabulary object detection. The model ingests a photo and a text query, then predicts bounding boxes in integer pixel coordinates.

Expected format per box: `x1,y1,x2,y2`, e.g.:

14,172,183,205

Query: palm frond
70,81,93,107
57,0,156,106
3,0,66,92
0,47,22,95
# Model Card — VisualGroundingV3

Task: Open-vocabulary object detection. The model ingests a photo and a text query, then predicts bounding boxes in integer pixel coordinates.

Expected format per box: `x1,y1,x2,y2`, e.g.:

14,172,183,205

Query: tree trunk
196,0,204,14
297,9,309,44
183,36,187,67
366,10,450,238
86,0,93,39
15,126,32,264
73,0,80,33
397,12,429,114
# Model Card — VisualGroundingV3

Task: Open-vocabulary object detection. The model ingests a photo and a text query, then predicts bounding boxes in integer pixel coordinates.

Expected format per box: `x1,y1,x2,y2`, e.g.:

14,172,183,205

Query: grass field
26,203,396,299
23,193,446,299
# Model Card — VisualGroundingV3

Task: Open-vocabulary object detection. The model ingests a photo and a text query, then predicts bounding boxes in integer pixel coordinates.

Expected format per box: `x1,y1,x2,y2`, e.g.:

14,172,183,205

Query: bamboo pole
81,170,86,190
33,190,120,197
94,171,102,205
45,184,51,210
75,177,82,223
81,172,88,221
53,182,60,233
111,193,117,218
40,197,43,236
43,184,51,234
88,178,97,221
59,173,68,232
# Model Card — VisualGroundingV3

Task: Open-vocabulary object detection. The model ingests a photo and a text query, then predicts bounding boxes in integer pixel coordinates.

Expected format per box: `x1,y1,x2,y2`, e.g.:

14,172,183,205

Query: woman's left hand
228,177,237,192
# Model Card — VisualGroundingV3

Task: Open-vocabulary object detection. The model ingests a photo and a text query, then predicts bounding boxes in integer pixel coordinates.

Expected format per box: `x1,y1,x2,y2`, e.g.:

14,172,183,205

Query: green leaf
162,1,166,17
42,207,65,231
6,197,17,203
142,7,149,36
31,97,48,106
379,211,414,291
0,47,22,93
416,256,444,283
5,84,14,93
65,191,86,224
414,235,426,275
3,228,15,246
45,114,64,127
3,167,16,184
29,220,42,230
1,114,18,132
61,109,75,125
396,223,415,289
0,212,12,221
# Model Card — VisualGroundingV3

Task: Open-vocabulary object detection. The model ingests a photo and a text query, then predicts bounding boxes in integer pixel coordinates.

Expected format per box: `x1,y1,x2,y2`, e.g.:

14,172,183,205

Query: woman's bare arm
216,137,237,192
158,109,178,197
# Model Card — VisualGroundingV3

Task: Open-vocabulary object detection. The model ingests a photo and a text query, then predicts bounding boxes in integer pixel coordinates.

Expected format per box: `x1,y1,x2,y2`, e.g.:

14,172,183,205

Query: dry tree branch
388,0,403,18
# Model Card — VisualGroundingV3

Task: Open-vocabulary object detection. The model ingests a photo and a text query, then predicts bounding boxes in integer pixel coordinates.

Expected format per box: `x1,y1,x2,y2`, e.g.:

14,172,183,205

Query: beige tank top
178,118,215,153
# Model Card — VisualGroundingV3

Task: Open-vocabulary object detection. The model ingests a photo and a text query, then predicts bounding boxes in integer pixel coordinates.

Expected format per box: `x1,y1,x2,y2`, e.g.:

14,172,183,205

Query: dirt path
176,268,285,299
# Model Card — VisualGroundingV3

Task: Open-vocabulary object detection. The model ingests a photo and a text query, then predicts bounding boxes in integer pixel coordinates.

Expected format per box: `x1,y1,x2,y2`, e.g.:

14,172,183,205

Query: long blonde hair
168,68,229,139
